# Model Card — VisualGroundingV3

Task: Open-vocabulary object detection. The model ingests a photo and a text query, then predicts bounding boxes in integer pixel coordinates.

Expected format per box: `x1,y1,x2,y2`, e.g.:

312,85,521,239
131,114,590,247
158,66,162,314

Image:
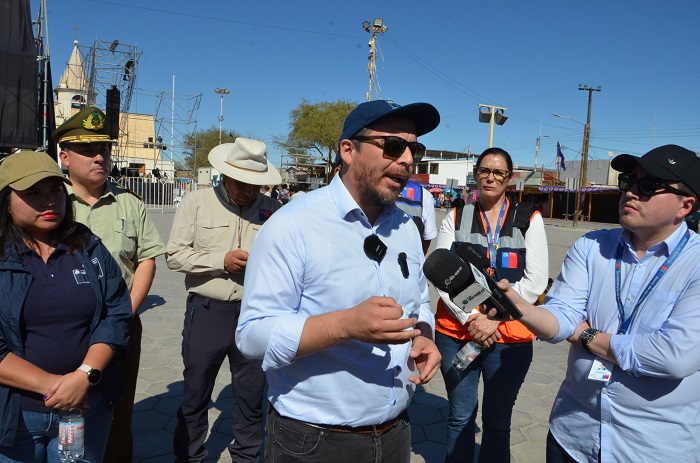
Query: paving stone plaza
132,207,610,462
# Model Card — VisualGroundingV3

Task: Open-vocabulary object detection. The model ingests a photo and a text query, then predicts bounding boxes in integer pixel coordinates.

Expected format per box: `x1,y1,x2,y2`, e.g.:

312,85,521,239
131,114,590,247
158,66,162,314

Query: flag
557,142,567,171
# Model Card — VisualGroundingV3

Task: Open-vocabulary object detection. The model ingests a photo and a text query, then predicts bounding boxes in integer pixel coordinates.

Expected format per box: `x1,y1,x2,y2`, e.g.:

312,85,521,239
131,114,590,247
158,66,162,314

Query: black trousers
547,430,601,463
104,313,142,463
174,293,266,463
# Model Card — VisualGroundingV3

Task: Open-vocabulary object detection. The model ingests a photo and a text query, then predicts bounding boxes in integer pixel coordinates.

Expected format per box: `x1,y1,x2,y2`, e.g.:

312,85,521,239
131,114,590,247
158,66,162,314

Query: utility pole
363,19,388,101
575,84,601,226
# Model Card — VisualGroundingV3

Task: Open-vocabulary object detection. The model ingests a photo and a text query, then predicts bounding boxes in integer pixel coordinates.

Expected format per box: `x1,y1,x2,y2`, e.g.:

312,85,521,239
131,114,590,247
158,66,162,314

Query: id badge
587,357,612,382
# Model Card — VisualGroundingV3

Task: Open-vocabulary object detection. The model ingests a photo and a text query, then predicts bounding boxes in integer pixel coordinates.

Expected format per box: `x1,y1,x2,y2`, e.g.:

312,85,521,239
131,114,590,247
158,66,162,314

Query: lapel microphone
364,234,388,263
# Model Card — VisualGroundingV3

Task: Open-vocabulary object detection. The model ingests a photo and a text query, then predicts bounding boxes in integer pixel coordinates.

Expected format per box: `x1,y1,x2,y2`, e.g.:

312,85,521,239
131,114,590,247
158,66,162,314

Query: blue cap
336,100,440,166
340,100,440,144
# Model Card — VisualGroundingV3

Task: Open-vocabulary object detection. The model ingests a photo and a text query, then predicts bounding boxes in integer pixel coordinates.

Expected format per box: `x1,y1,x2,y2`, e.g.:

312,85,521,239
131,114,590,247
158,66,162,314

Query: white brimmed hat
208,138,281,186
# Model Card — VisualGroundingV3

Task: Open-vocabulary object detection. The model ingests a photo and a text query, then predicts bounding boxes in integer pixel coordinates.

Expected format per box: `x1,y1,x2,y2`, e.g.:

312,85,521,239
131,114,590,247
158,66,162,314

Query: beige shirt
165,183,281,301
69,182,165,289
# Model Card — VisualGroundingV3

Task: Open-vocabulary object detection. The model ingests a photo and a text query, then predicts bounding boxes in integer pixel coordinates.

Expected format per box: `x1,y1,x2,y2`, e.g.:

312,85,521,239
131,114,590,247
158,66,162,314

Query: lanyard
615,230,690,334
480,199,508,269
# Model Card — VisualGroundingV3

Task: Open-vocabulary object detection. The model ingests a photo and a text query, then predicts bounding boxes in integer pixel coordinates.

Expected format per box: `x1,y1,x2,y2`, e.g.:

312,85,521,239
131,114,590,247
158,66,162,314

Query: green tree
275,99,357,182
183,127,239,169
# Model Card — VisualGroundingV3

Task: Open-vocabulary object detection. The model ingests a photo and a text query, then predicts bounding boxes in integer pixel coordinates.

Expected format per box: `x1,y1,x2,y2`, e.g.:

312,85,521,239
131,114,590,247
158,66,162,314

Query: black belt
273,406,408,435
188,293,241,307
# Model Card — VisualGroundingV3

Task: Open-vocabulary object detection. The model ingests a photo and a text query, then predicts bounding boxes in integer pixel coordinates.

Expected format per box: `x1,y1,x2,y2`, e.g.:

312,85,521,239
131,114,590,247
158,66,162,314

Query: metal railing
115,176,197,212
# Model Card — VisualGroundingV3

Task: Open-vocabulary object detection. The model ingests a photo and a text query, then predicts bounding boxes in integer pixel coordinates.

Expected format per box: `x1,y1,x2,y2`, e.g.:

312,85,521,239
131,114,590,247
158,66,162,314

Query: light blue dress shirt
543,223,700,463
237,175,434,427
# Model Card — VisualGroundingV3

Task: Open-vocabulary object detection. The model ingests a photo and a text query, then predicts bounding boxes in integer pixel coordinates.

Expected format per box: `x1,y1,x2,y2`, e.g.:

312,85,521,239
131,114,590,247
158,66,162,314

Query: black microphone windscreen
424,249,473,298
454,243,490,270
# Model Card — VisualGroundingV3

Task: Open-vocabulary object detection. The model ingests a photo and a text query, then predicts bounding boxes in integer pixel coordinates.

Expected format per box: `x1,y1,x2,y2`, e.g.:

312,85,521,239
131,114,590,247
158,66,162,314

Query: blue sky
35,0,700,170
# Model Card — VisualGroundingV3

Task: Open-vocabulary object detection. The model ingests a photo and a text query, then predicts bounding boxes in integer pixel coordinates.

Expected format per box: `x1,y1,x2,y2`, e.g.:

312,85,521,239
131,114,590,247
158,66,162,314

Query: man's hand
409,336,441,385
485,279,526,321
343,296,420,345
224,249,249,274
467,312,501,347
296,296,421,357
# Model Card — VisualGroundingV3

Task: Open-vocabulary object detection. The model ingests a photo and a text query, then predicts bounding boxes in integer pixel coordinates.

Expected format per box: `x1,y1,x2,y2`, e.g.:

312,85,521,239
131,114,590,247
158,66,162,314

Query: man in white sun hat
166,138,281,463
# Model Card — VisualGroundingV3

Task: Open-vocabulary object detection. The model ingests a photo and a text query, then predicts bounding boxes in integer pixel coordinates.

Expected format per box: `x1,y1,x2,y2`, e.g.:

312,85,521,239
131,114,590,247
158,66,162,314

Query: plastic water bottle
58,411,84,462
452,341,483,370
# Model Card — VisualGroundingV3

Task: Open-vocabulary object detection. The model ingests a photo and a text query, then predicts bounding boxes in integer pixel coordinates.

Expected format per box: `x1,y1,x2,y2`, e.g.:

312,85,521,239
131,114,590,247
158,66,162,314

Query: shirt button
602,390,609,395
627,296,633,301
601,420,608,424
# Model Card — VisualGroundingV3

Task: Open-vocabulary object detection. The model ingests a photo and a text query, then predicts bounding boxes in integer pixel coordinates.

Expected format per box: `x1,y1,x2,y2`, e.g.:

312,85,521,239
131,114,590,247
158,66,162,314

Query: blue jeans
436,332,533,463
0,391,112,463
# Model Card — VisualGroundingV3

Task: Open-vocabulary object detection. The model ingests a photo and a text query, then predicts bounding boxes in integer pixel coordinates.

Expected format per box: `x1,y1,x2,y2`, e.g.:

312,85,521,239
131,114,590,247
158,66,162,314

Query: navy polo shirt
19,243,97,412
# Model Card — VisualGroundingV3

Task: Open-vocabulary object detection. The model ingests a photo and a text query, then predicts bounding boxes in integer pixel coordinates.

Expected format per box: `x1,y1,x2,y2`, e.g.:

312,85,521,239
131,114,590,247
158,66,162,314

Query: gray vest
454,203,528,283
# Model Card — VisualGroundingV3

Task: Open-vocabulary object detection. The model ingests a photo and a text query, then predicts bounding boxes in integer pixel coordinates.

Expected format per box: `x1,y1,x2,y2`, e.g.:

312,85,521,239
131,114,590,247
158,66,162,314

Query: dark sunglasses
353,136,426,161
618,173,687,197
475,167,511,181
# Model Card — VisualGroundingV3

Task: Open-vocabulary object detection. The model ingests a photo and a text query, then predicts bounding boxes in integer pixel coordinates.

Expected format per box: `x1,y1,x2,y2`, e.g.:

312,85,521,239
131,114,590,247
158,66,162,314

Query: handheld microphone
423,249,492,314
452,243,523,320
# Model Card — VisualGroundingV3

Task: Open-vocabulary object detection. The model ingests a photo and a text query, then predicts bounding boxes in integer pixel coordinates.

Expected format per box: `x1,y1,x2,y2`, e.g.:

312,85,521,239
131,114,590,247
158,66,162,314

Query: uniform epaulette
110,180,143,201
125,187,142,201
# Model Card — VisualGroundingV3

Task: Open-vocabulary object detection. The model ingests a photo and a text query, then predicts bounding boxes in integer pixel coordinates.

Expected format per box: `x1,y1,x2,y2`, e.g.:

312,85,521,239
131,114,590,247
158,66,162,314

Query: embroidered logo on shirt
668,158,677,165
73,269,89,284
91,257,104,279
259,209,274,221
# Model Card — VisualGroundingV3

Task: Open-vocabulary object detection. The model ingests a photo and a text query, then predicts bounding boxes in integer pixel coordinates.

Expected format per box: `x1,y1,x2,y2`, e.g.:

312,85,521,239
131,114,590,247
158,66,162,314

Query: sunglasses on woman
353,136,426,162
618,173,687,197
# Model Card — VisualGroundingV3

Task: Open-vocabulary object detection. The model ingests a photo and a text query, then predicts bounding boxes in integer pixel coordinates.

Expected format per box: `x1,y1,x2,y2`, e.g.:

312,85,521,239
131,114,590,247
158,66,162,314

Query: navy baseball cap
611,144,700,198
340,100,440,143
336,100,440,165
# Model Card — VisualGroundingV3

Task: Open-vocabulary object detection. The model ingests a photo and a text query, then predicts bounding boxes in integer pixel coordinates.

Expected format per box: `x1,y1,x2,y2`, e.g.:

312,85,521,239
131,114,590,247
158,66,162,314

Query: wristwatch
580,328,601,353
77,364,102,386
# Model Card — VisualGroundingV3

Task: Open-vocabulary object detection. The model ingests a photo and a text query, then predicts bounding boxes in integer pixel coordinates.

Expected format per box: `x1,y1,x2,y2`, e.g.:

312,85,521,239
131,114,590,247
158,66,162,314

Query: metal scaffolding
82,39,141,164
143,85,201,172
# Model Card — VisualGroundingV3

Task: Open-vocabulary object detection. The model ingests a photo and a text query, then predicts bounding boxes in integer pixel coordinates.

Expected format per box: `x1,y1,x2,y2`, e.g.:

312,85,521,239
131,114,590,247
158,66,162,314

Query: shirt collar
329,175,398,227
66,182,113,204
619,221,689,256
20,240,70,256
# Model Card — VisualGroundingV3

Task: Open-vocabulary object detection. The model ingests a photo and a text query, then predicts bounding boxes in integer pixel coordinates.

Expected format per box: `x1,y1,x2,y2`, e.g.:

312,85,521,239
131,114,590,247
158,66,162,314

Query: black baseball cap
611,144,700,198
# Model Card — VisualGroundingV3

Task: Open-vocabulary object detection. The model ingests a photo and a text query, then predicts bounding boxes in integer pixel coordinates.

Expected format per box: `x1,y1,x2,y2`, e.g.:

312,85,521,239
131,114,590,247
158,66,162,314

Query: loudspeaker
106,86,120,140
494,109,508,126
478,107,492,123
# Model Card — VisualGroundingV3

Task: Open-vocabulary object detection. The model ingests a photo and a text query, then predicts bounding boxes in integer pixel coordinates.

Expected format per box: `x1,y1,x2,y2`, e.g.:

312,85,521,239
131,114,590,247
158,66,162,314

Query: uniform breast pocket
114,219,137,259
399,255,423,318
195,219,231,249
636,290,681,333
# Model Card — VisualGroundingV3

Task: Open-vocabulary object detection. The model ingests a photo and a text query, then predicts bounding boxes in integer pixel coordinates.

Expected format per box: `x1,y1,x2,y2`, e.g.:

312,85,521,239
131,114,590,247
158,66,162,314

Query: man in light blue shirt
495,145,700,463
237,100,442,462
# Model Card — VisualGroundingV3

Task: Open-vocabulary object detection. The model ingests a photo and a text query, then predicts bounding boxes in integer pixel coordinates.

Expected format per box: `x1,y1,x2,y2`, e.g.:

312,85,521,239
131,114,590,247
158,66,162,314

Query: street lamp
362,18,388,101
552,113,589,227
215,88,230,145
477,104,508,148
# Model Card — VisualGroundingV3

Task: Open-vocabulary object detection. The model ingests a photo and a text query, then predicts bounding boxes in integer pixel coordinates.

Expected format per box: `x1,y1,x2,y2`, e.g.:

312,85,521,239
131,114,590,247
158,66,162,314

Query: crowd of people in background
2,99,700,463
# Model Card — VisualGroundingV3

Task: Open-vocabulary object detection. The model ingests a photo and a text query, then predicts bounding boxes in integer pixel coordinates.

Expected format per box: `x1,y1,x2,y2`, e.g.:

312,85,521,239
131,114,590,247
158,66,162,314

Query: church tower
54,40,87,126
